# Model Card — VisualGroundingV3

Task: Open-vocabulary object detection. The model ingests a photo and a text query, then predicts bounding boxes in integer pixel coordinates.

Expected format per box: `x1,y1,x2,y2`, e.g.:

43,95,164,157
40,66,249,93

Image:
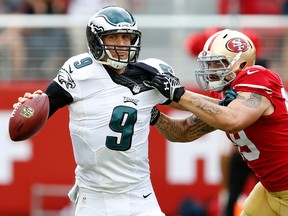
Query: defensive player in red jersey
146,29,288,216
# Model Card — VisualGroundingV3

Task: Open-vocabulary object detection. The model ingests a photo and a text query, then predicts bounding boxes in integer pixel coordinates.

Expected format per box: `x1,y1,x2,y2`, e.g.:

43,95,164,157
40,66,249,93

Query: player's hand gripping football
10,89,49,141
13,90,43,109
143,74,185,102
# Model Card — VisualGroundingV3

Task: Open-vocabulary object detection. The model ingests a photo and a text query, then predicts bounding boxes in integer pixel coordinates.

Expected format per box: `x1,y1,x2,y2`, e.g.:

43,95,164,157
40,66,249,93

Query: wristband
150,106,160,125
173,87,185,102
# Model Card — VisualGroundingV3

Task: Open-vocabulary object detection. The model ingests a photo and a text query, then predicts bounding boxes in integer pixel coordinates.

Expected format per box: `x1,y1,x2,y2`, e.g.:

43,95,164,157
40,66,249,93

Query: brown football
9,93,50,141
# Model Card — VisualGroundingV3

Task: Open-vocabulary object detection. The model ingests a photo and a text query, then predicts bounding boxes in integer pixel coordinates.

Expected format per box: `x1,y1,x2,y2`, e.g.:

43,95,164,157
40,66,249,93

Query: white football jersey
54,53,169,193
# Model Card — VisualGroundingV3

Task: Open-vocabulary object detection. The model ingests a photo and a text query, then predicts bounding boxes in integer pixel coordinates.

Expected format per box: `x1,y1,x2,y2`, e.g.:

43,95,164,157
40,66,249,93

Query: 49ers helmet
195,29,256,91
86,6,141,69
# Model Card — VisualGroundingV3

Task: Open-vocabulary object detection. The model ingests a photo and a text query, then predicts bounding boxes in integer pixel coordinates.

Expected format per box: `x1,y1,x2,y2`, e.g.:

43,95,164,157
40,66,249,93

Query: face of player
206,60,230,82
102,33,132,62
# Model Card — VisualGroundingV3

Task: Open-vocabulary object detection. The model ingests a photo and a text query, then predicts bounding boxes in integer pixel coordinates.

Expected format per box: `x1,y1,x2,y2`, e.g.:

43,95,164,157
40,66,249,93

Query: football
9,93,50,141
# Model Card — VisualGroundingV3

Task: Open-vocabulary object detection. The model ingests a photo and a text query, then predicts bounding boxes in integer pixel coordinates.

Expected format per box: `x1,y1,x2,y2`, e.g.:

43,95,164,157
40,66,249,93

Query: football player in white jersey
13,6,189,216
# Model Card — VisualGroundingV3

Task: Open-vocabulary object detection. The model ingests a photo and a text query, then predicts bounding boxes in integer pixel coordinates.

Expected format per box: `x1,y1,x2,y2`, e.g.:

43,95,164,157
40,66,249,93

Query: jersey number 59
228,130,260,161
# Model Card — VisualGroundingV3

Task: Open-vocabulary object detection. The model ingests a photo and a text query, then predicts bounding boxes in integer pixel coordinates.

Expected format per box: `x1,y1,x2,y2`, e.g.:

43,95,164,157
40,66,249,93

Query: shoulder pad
136,58,175,76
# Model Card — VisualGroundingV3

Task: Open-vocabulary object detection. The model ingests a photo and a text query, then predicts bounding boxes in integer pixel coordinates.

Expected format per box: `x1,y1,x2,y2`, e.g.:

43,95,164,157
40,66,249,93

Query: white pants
69,178,165,216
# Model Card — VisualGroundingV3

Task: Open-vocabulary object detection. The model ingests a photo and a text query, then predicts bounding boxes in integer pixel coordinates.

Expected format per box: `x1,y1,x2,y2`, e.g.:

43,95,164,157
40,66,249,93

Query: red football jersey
209,90,223,99
227,65,288,192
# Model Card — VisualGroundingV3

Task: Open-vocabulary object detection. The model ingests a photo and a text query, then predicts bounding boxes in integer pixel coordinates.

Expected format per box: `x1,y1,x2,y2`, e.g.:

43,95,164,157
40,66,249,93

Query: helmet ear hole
239,62,247,69
86,26,104,60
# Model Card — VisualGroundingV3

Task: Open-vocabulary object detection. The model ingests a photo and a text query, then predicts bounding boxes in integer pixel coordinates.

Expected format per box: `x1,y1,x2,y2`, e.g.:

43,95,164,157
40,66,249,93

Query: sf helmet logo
226,38,248,52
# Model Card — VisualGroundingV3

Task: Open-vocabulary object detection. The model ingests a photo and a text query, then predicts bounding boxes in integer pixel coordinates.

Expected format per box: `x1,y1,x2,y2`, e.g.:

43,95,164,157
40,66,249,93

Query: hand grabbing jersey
143,73,185,102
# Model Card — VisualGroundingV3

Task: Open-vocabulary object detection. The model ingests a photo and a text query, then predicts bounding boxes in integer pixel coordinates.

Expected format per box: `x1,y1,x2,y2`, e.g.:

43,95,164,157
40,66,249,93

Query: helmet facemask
99,31,141,69
196,52,241,91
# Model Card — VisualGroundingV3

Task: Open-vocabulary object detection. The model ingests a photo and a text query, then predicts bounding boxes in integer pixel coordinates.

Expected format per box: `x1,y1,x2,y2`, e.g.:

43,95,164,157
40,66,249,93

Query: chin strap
227,51,242,70
101,49,128,69
107,58,127,69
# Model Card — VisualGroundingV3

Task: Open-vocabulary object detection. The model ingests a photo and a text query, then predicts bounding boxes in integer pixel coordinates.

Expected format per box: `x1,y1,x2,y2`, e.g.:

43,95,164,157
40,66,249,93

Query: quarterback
14,6,181,216
146,29,288,216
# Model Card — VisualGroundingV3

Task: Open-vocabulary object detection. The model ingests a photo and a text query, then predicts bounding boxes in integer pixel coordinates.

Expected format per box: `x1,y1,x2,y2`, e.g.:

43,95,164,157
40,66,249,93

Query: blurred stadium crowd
1,0,288,83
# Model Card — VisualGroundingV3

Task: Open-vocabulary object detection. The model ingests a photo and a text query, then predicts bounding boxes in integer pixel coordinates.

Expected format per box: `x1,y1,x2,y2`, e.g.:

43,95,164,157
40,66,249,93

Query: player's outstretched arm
150,89,238,142
150,106,215,142
178,90,271,133
155,111,216,142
